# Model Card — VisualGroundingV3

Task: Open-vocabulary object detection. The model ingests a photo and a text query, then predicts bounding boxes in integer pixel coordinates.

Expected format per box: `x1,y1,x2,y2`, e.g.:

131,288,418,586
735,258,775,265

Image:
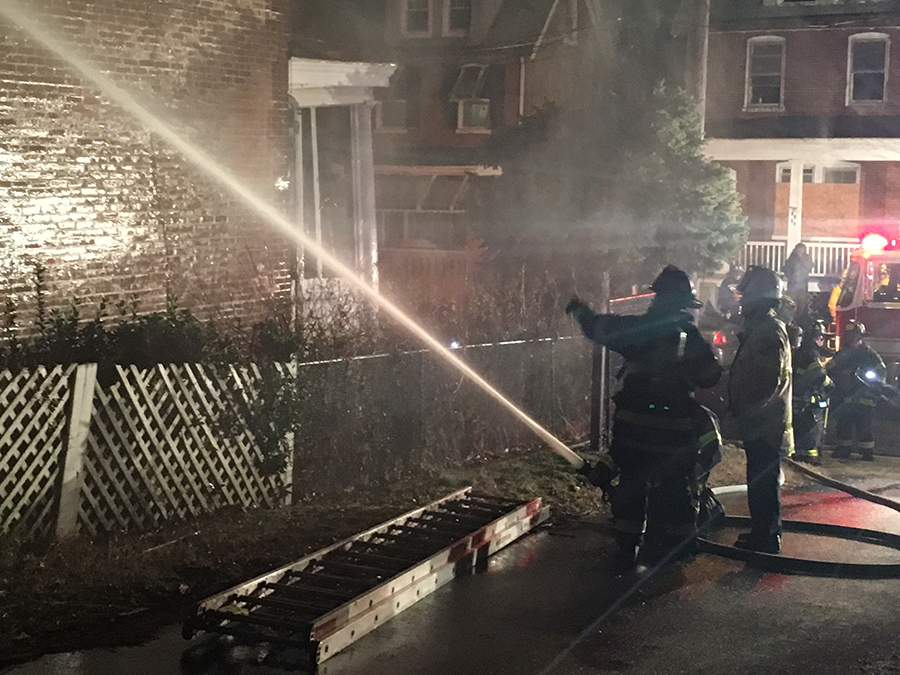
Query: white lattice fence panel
0,366,73,539
79,364,287,536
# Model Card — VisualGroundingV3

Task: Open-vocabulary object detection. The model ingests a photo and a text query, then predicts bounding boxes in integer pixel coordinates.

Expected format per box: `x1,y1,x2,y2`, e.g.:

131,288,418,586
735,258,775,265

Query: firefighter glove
565,296,589,317
578,453,619,502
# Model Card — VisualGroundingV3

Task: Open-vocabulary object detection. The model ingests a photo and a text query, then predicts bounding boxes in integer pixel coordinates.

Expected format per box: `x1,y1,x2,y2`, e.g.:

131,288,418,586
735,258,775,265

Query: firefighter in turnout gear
827,320,885,461
566,266,723,568
728,265,793,555
792,320,833,464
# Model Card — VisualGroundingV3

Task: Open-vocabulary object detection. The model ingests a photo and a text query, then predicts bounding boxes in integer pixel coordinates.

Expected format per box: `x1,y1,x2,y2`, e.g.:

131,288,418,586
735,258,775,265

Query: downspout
519,56,526,120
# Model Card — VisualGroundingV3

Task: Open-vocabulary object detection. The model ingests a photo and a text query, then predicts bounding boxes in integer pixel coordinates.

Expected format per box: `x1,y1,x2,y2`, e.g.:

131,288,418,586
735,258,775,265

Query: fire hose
695,457,900,578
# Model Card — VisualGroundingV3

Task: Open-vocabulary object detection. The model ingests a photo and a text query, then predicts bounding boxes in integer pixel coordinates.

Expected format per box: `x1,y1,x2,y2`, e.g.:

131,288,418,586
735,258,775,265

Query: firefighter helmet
845,319,866,337
649,265,702,309
736,265,783,303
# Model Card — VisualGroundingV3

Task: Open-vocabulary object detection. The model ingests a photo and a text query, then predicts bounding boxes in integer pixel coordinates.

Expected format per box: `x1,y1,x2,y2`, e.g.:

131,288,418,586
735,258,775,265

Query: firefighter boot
734,532,782,554
859,442,876,461
613,533,640,573
637,534,697,568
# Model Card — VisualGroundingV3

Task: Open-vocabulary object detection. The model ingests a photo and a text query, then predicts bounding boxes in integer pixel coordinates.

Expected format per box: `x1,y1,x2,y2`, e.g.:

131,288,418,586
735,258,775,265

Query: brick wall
707,27,900,125
0,0,292,330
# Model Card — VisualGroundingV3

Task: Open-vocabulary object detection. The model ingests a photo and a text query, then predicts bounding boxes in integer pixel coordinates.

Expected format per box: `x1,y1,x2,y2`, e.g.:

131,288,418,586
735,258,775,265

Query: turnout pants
743,437,782,538
792,402,824,458
609,444,698,550
833,399,876,458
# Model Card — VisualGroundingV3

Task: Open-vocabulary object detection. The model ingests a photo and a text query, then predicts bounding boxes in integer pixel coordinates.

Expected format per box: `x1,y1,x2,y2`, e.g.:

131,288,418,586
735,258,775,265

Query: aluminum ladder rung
331,549,413,568
263,581,358,603
284,568,373,589
314,558,391,577
207,609,311,634
236,594,338,616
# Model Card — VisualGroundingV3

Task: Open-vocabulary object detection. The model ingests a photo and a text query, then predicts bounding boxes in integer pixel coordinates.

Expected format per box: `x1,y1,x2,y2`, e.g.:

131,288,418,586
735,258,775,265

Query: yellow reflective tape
698,431,720,447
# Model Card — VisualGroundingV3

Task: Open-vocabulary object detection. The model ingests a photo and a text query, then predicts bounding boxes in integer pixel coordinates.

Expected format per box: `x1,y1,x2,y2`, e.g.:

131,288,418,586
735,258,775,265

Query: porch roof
705,137,900,163
289,58,396,107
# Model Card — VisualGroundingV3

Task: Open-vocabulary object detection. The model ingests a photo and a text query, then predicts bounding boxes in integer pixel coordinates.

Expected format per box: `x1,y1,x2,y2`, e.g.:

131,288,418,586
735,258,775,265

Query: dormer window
404,0,432,37
444,0,472,35
848,33,889,104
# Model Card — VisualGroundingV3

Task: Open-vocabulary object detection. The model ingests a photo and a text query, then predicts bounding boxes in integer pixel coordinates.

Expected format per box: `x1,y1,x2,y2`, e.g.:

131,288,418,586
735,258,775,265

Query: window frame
449,64,488,102
402,0,433,38
847,32,889,105
443,0,472,36
745,36,786,111
456,98,492,134
776,162,860,184
375,99,409,134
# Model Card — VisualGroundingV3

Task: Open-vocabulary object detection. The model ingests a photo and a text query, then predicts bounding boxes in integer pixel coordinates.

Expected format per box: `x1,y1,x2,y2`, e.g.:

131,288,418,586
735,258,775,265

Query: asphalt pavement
7,466,900,675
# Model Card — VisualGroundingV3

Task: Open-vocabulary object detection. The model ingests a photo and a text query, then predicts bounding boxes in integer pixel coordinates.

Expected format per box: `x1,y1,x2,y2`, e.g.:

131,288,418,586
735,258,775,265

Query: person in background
566,266,722,569
728,266,793,554
716,264,744,321
827,320,885,461
791,320,833,464
783,243,814,318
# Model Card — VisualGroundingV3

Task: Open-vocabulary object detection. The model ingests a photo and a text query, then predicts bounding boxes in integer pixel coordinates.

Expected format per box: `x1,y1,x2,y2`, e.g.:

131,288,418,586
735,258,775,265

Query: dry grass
0,440,829,667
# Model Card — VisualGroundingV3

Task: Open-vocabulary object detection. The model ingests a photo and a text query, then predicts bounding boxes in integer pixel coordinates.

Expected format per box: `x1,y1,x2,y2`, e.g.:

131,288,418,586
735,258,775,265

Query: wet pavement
6,481,900,675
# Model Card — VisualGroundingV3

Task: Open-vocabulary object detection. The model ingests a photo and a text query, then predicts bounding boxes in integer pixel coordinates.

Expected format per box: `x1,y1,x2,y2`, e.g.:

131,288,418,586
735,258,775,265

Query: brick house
0,0,391,333
368,0,611,307
704,0,900,284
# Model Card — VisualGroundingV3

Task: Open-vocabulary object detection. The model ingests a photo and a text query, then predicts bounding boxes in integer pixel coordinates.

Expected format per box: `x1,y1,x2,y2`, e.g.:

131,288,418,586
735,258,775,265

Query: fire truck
832,233,900,375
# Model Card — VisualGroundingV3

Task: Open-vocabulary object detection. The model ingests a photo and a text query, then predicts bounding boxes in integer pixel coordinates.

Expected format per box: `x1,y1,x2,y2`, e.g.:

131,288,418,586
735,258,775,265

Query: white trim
442,0,471,36
402,0,433,38
456,98,491,133
375,165,502,177
847,32,890,106
706,137,900,162
289,58,396,107
744,36,786,111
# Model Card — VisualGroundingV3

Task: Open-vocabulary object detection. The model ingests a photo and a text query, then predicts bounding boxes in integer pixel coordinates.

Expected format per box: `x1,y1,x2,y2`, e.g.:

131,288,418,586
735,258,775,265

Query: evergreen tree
476,0,746,295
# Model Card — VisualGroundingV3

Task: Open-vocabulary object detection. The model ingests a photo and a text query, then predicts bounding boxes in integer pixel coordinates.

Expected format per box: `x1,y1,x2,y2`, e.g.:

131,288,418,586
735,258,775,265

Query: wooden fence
0,338,590,541
1,363,289,541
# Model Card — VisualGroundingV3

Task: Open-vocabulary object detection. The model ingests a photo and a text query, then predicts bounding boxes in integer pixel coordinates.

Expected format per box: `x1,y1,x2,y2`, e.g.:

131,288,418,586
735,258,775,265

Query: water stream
0,1,583,468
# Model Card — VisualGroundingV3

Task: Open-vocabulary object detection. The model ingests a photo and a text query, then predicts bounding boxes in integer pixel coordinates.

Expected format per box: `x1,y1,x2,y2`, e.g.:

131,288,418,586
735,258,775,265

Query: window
823,166,860,184
848,34,888,103
777,163,859,184
449,64,487,101
778,165,813,183
444,0,471,35
872,263,900,302
746,37,785,108
376,67,421,132
376,100,408,131
404,0,431,36
448,65,493,132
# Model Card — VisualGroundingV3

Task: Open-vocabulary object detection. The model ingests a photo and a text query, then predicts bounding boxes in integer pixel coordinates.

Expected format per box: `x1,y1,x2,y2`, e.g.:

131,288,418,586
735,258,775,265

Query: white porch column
351,102,379,289
787,159,804,253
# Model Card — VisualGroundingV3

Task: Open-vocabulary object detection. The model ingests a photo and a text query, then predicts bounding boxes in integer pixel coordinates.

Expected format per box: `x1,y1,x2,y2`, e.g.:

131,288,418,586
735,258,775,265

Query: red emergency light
713,330,728,346
860,232,899,253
